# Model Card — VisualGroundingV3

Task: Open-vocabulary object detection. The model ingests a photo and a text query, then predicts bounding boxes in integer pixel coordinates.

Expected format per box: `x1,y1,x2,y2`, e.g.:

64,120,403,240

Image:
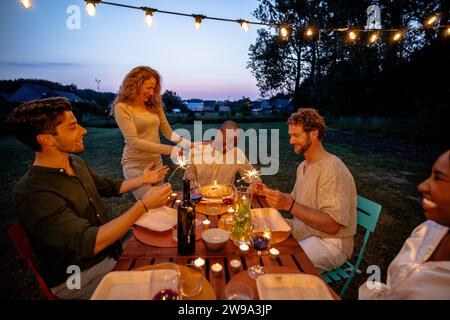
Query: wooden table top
114,192,339,300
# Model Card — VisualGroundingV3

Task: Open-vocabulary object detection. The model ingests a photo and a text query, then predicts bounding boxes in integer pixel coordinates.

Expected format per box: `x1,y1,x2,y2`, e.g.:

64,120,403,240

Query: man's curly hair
6,97,72,151
287,108,328,140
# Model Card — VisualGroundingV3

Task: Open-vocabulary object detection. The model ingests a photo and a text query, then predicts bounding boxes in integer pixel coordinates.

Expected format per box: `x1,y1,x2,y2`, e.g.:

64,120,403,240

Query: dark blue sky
1,0,263,100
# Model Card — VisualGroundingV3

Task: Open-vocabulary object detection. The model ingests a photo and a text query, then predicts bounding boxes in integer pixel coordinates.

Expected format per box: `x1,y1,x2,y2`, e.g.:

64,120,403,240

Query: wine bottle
177,178,196,255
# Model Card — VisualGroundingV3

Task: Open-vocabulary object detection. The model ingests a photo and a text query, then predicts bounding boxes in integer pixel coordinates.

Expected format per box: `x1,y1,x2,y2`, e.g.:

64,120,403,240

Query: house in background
218,105,230,113
185,100,204,112
273,98,294,113
6,83,83,103
203,100,216,112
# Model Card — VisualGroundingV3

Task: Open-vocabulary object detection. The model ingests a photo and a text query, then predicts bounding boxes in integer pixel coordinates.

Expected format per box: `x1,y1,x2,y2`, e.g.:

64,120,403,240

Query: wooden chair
8,223,59,300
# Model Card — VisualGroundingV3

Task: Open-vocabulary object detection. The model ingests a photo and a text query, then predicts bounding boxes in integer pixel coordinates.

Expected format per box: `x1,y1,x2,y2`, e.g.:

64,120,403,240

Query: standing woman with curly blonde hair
114,66,190,200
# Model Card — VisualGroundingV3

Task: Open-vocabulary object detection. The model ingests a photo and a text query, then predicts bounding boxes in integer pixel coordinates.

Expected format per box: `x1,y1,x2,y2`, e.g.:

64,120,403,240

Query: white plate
90,271,153,300
135,206,177,232
256,273,334,300
250,208,292,232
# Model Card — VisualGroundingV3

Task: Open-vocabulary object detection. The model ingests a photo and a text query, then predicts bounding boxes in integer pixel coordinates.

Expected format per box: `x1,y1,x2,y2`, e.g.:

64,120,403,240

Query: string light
369,32,379,43
24,1,449,46
20,0,32,9
194,15,203,29
425,15,438,26
145,9,154,27
305,27,314,37
392,31,403,42
348,30,357,41
85,1,99,16
279,25,289,39
239,20,249,32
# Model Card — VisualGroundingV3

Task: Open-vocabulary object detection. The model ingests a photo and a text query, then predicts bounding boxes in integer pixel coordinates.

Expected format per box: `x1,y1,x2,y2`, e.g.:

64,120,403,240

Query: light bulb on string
240,20,249,32
425,15,438,26
194,15,202,29
279,25,289,39
348,30,357,41
86,1,97,16
392,31,403,42
20,0,32,9
305,28,314,37
369,32,379,44
145,10,153,27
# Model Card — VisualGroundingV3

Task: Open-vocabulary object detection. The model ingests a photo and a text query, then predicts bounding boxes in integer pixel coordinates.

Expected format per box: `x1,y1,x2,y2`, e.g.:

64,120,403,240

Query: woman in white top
114,66,189,200
359,150,450,299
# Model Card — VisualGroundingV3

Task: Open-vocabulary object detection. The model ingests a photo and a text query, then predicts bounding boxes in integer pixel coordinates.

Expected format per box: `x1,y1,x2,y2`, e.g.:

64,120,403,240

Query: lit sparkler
237,168,261,183
167,154,188,183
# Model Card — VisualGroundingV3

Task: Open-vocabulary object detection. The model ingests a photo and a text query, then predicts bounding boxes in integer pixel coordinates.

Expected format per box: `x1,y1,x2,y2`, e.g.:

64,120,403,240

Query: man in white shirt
359,150,450,300
259,108,357,272
185,121,258,186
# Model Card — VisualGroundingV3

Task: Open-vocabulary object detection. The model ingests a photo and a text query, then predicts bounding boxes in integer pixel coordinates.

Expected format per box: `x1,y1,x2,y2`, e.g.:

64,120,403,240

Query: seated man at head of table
6,97,173,299
257,108,357,272
184,120,260,187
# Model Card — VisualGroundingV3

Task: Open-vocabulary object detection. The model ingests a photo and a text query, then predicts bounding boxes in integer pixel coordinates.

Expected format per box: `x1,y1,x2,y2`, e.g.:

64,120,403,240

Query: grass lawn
0,121,444,299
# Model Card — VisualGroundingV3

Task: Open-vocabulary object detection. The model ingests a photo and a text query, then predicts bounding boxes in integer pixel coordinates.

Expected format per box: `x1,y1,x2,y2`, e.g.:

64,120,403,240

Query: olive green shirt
13,155,123,287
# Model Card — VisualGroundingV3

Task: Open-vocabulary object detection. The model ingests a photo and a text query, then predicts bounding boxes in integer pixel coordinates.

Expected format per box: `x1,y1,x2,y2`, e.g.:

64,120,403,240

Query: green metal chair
321,195,382,297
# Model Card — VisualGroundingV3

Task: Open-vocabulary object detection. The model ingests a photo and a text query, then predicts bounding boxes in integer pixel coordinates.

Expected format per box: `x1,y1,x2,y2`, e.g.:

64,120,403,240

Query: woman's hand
143,162,170,184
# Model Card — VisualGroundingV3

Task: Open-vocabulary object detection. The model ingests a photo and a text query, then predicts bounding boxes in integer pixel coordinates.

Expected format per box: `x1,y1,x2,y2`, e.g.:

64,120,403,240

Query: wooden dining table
114,192,339,300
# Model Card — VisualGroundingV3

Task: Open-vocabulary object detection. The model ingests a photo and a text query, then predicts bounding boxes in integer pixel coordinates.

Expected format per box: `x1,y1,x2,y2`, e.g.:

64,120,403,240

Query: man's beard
296,136,312,155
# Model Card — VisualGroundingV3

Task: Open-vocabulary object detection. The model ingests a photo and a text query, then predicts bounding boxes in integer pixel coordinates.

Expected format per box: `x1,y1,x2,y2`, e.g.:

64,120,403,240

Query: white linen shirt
359,219,450,300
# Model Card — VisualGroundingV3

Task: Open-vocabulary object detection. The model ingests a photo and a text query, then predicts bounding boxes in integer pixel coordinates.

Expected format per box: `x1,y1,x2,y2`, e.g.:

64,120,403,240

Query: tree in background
162,90,186,113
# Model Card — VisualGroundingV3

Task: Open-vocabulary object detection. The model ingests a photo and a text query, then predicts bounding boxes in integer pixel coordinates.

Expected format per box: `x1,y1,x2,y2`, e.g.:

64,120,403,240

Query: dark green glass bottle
177,178,196,255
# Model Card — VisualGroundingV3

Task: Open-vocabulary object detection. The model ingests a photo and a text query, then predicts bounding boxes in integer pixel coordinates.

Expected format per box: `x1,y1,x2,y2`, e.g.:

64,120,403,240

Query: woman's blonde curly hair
113,66,163,113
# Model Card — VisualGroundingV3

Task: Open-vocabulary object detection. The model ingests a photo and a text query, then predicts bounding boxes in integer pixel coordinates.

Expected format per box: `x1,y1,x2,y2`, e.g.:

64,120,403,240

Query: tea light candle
194,257,205,268
171,192,178,199
202,219,211,228
227,207,235,214
269,248,280,259
211,263,223,276
175,199,181,204
239,244,249,254
230,259,241,272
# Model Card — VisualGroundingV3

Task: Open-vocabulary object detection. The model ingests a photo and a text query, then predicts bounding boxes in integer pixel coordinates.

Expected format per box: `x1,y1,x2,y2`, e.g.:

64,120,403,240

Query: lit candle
171,192,178,199
212,180,218,189
175,199,181,204
230,259,241,272
239,244,249,254
194,257,205,268
269,248,280,259
202,219,211,229
227,207,235,214
211,263,223,276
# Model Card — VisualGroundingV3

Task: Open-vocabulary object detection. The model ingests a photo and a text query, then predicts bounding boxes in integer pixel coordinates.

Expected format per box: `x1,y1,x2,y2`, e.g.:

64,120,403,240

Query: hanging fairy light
369,32,379,43
240,20,249,32
20,0,32,9
145,9,154,27
392,31,403,42
348,30,357,41
194,15,202,29
85,1,99,16
305,27,314,37
279,25,289,39
425,14,438,26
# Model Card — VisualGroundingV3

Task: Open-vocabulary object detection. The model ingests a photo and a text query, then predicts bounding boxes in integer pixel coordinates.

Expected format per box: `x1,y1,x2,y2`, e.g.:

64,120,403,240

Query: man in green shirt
7,97,173,299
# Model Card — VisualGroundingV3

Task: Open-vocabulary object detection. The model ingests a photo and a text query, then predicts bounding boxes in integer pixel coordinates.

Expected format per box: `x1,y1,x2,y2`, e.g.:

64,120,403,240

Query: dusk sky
0,0,264,100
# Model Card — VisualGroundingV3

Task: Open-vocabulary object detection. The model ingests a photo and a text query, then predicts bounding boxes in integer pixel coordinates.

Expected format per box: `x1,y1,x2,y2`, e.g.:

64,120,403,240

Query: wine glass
221,184,235,211
150,263,182,300
248,219,272,279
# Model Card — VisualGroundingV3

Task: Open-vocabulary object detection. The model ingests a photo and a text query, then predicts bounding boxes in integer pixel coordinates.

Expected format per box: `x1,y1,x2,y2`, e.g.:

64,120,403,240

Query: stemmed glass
221,184,235,211
248,218,272,279
150,263,182,300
